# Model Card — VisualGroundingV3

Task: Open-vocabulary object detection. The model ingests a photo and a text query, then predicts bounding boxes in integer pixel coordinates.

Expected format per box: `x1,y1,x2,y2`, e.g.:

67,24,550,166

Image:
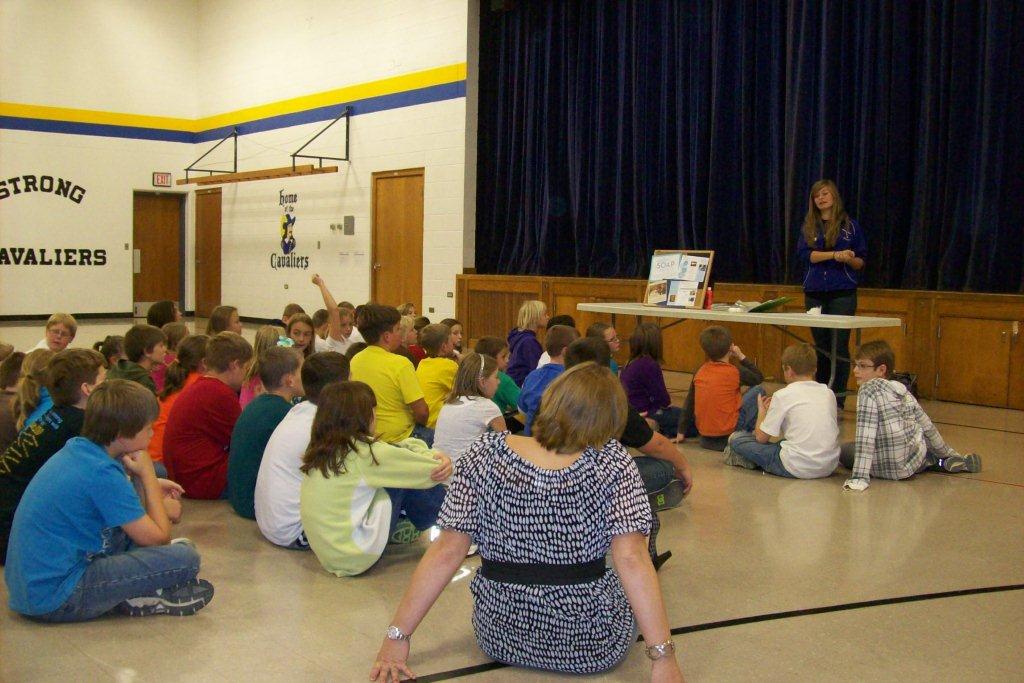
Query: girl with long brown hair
798,179,867,406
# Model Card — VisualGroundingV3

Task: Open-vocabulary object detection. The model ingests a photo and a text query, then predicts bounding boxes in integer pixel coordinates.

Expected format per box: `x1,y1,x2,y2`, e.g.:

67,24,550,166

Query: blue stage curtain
475,1,1024,292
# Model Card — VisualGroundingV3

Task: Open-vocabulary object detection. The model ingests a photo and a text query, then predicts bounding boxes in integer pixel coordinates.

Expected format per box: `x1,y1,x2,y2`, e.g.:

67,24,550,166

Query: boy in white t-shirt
254,352,348,548
310,274,364,354
724,343,839,479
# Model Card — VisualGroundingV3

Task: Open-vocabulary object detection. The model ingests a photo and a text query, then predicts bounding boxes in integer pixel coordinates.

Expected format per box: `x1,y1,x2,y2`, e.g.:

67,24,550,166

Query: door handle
373,262,382,271
133,249,141,274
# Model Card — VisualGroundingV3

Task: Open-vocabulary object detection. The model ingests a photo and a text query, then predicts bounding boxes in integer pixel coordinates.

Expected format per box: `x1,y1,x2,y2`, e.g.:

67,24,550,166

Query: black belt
480,557,606,585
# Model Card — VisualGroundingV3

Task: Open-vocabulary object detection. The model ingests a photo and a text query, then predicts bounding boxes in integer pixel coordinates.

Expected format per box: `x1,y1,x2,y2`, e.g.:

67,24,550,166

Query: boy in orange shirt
676,326,764,451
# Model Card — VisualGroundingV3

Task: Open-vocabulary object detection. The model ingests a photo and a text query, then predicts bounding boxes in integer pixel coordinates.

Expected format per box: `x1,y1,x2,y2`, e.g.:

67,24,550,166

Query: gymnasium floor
1,319,1022,682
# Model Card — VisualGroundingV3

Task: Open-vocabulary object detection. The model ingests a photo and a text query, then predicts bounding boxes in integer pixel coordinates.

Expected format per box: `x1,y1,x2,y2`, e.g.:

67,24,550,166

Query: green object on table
747,296,793,313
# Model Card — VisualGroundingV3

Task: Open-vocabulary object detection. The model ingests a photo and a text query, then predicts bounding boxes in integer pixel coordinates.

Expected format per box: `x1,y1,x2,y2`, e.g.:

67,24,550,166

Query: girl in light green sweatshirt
299,381,451,577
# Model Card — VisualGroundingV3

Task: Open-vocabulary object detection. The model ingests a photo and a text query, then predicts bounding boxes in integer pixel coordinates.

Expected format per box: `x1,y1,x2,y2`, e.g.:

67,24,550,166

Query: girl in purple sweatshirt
620,323,681,438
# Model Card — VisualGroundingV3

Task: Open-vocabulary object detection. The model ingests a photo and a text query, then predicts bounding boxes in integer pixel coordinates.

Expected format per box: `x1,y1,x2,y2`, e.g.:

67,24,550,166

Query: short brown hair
532,362,627,453
1,351,26,389
47,349,105,406
45,313,78,337
205,332,253,372
312,308,330,329
0,342,13,364
357,304,401,344
302,351,350,403
124,324,166,362
413,316,431,332
585,322,611,339
282,303,305,320
82,379,159,446
419,324,451,356
780,343,817,376
564,337,611,368
474,336,508,358
259,346,303,390
205,305,238,335
629,322,665,363
856,340,895,378
162,322,189,352
544,325,579,357
699,325,731,360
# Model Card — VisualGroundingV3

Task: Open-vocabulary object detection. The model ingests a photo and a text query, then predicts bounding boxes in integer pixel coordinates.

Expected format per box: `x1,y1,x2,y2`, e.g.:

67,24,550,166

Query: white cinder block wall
0,0,470,320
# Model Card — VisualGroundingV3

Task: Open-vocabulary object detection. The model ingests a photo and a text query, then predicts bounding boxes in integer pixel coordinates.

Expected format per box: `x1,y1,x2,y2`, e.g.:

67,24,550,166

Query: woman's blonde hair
802,179,850,250
532,362,627,454
516,300,547,330
15,348,56,429
446,352,498,404
244,325,286,383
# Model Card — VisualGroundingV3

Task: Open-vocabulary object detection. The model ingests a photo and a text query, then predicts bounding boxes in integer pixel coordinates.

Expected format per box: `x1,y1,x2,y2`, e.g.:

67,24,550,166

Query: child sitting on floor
415,323,459,429
153,322,189,394
33,313,77,353
518,325,579,435
1,349,106,564
440,318,465,360
107,324,166,394
536,315,576,368
677,325,765,450
4,380,212,621
15,349,55,430
408,316,431,365
724,343,839,479
239,325,286,409
299,381,451,576
620,322,683,438
507,300,548,386
840,340,981,491
255,352,348,549
229,347,304,520
93,335,125,370
311,275,365,354
164,332,253,499
0,352,26,453
434,353,507,464
148,335,208,477
473,336,522,432
585,322,622,374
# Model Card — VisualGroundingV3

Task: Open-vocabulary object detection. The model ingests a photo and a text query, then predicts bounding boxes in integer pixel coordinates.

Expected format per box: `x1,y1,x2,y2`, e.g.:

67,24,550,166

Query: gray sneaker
941,453,981,473
722,444,757,470
118,578,214,617
648,479,686,512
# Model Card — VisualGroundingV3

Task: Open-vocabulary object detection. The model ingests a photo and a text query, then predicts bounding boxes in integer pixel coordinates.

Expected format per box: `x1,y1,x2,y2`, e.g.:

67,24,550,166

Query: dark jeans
385,486,446,533
650,406,682,439
804,289,857,407
411,424,435,447
633,457,674,494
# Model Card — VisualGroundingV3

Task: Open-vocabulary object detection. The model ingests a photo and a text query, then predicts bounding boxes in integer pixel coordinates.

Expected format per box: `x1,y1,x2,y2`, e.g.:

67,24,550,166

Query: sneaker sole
946,454,982,474
120,580,214,617
389,523,422,545
649,481,686,512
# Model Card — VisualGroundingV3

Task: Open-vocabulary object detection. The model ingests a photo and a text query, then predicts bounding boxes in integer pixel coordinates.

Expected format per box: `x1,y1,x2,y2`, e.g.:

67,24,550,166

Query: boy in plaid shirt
840,341,981,491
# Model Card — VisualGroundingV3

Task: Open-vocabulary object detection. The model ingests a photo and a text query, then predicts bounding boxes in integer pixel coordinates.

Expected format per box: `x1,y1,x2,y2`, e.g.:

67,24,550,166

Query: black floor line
415,583,1024,682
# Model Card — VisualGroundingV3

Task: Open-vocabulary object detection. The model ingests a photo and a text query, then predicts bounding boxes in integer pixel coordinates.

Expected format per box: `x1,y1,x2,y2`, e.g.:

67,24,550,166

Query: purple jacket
507,329,542,386
620,355,671,414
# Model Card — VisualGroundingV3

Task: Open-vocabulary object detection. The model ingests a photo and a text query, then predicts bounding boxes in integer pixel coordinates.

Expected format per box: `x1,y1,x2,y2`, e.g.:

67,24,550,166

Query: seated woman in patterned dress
369,362,683,681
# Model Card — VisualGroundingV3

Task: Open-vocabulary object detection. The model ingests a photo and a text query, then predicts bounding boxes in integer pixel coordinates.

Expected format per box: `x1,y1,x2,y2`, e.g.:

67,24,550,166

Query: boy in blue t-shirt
4,379,213,622
517,325,579,435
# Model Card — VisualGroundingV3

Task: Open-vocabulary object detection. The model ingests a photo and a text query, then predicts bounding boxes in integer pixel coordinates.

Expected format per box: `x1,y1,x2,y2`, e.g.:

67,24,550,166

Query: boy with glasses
841,340,981,491
33,313,77,352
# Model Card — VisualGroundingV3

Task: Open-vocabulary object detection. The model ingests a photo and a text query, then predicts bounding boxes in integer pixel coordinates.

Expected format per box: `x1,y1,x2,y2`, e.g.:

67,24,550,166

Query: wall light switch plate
428,307,435,313
343,216,355,235
446,292,453,298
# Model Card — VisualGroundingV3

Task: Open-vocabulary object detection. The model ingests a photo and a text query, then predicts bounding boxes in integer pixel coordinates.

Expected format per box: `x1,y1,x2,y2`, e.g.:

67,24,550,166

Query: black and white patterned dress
437,431,653,674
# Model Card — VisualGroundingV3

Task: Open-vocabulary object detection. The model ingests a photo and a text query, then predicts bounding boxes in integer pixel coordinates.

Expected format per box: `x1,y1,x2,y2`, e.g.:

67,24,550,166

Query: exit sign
152,172,172,187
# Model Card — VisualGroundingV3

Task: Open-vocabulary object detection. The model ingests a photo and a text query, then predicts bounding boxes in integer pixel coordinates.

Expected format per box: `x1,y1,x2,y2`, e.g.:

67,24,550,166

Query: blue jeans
32,529,200,623
650,405,682,438
411,424,435,447
727,433,795,478
386,486,446,533
737,385,765,432
633,457,674,494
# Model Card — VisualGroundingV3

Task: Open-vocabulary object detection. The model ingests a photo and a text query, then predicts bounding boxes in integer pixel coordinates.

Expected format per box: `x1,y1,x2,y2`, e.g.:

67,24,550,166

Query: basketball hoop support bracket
183,128,238,183
291,106,352,170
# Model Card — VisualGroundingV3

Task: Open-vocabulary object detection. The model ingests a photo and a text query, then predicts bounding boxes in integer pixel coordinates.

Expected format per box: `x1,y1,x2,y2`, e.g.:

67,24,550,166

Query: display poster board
643,250,714,308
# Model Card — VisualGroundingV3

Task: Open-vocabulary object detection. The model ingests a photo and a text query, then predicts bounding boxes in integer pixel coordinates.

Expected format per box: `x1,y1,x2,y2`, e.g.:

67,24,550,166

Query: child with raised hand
311,274,365,354
725,343,839,479
434,353,507,464
107,324,166,394
229,347,303,520
164,332,253,499
240,325,286,409
148,335,208,472
506,300,549,386
619,322,681,438
676,325,765,450
4,379,213,622
415,324,459,429
1,349,106,564
840,340,981,491
153,322,189,394
300,381,451,576
15,348,55,430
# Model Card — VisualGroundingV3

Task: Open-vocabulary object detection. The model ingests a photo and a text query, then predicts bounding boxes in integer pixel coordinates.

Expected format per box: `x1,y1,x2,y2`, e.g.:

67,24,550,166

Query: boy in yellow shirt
415,324,458,429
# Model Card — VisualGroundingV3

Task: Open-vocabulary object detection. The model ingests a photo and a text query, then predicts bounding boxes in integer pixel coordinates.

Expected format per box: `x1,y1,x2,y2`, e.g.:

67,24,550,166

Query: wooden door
371,169,423,308
133,192,183,317
936,316,1012,407
195,188,222,317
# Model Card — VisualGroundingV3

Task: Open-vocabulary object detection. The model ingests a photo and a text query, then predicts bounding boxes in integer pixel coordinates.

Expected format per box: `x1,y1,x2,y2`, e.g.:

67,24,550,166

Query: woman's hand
651,655,685,682
369,638,413,682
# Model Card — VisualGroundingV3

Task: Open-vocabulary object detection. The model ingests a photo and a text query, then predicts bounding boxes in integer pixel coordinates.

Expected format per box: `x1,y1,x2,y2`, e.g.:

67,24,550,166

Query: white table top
576,302,902,330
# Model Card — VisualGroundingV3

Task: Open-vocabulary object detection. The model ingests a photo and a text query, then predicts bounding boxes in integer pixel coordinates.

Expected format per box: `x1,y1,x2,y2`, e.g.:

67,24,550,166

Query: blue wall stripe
0,81,467,145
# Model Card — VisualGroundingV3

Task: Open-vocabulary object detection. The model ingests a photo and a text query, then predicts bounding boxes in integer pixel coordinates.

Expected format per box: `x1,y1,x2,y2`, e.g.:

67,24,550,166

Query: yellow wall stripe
0,63,467,134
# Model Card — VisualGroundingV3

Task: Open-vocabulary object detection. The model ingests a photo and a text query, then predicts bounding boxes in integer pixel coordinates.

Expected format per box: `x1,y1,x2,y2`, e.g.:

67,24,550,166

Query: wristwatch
386,625,411,641
645,639,675,660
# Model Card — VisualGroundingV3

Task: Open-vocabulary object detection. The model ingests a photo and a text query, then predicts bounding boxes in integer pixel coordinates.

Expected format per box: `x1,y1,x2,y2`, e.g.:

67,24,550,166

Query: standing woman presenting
798,180,867,408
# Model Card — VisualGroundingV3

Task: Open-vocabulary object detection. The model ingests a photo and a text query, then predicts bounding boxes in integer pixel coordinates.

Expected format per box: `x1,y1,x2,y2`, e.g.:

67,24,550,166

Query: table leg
828,330,838,388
